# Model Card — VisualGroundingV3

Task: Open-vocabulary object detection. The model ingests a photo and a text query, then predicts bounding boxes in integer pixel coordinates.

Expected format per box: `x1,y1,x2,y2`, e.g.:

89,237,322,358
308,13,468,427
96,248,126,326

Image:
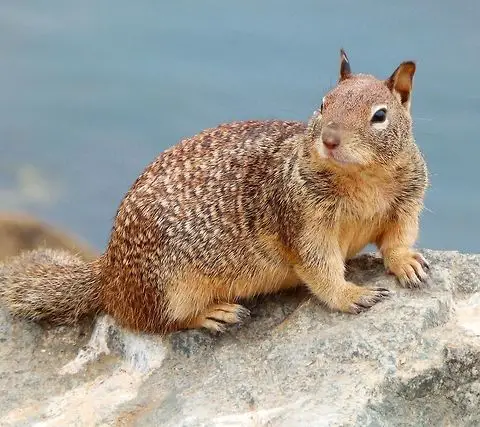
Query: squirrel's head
308,50,416,166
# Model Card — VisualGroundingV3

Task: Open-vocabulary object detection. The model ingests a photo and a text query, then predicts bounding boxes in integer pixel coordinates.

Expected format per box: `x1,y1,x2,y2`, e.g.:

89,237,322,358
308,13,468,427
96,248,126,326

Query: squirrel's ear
339,49,351,82
386,61,416,111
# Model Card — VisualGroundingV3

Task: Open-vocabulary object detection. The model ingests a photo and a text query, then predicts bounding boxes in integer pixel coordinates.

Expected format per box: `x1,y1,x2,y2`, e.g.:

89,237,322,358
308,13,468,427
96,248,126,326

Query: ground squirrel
0,50,429,334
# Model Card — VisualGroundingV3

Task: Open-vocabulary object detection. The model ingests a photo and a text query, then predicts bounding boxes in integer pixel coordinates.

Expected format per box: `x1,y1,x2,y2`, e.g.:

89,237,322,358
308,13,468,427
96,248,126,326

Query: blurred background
0,1,478,253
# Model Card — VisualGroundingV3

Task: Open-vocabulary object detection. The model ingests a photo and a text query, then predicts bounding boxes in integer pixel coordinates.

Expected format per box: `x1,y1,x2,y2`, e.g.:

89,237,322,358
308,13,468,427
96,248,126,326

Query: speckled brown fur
0,51,429,333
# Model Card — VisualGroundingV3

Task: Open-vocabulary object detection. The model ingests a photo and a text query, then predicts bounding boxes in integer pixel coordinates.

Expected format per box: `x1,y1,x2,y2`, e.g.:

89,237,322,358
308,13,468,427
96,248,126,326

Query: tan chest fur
335,165,397,260
338,217,383,259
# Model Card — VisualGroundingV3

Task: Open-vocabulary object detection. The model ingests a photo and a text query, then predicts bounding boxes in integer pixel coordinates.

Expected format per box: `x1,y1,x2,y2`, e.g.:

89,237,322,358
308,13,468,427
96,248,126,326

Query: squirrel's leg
183,303,250,333
377,211,429,288
294,236,390,313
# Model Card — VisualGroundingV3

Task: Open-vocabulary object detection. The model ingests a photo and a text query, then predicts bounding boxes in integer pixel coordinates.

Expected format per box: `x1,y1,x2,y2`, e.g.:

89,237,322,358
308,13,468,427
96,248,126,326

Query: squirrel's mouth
316,137,364,166
324,147,351,165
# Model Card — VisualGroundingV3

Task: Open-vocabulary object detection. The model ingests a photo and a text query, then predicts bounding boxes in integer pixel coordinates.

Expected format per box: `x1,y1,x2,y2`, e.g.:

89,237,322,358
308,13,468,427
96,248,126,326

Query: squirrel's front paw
386,251,430,288
330,282,391,314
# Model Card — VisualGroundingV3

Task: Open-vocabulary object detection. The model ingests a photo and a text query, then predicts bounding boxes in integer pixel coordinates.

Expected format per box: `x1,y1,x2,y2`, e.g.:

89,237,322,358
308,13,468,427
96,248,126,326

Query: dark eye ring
371,108,387,123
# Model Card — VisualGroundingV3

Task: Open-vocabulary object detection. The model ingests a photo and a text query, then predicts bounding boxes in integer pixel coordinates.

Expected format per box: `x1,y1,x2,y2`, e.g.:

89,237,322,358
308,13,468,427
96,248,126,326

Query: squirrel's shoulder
387,144,429,215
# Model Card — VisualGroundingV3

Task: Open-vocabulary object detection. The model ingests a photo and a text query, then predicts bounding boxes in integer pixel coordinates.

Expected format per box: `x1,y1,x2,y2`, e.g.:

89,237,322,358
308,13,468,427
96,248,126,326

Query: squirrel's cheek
313,137,328,159
371,118,390,131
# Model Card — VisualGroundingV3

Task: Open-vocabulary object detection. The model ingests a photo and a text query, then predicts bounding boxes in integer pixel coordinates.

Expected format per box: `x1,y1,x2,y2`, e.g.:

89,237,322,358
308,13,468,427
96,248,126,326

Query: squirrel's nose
322,126,341,150
322,136,340,150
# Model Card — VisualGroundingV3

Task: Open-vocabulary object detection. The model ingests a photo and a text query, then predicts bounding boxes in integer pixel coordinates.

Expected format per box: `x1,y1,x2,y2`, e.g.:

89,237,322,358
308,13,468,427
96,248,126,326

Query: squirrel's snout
322,124,341,150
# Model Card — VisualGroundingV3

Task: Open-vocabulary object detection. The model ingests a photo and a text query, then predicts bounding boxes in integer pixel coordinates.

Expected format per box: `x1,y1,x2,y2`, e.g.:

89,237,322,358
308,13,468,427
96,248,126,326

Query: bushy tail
0,248,103,324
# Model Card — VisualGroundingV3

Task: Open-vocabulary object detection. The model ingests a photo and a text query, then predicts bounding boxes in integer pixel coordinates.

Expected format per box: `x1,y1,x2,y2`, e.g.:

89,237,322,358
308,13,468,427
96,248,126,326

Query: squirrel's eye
371,108,387,123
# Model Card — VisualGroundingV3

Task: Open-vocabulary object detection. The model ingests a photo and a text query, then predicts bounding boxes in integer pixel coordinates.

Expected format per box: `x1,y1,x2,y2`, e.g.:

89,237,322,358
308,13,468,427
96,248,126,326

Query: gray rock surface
1,249,480,426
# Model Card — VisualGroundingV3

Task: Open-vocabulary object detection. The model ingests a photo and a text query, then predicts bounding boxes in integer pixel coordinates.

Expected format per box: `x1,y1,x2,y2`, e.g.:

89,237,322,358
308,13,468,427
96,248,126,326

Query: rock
1,249,480,426
0,212,97,262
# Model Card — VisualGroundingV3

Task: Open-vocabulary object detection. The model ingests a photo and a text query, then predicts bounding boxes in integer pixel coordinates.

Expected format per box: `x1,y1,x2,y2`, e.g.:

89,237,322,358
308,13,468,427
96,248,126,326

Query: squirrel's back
109,120,306,267
102,120,307,331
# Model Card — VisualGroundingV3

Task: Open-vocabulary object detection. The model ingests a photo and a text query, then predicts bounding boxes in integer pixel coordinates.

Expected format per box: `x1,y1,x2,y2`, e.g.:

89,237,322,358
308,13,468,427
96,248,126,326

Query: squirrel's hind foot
186,303,250,333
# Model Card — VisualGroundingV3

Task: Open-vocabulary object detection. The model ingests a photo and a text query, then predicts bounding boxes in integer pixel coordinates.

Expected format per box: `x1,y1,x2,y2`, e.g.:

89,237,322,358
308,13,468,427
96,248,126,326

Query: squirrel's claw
388,252,430,289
